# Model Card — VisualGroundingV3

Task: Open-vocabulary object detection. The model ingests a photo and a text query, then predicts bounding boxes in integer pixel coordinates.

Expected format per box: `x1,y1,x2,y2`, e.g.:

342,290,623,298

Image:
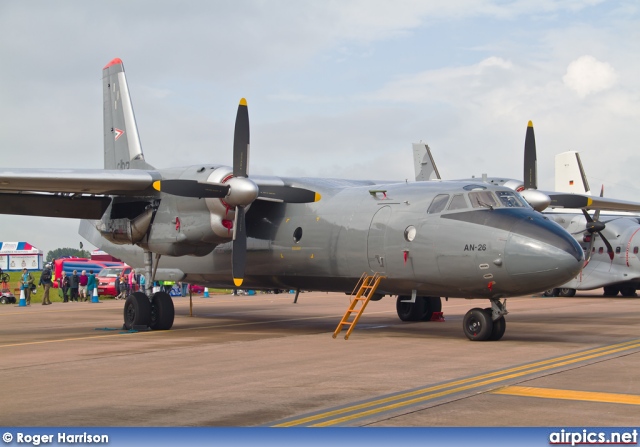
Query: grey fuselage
82,170,584,299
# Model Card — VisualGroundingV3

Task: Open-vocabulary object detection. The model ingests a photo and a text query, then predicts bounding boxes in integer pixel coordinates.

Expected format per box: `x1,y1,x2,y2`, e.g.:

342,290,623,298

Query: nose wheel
463,300,507,341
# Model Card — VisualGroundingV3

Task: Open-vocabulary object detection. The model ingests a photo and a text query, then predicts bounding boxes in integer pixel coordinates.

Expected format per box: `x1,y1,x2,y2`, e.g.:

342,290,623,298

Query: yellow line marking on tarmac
492,386,640,406
274,339,640,426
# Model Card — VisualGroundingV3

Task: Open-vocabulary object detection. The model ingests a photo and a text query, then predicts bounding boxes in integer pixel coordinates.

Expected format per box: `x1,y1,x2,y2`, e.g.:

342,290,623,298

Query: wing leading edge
0,168,161,219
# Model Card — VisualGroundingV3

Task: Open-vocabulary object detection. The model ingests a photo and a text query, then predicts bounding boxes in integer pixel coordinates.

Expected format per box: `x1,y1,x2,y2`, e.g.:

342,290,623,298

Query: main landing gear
462,300,507,341
396,295,442,321
122,251,175,331
123,291,175,330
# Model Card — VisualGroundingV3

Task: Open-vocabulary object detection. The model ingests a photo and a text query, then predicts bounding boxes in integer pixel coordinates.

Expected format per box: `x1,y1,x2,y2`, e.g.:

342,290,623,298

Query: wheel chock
430,312,445,322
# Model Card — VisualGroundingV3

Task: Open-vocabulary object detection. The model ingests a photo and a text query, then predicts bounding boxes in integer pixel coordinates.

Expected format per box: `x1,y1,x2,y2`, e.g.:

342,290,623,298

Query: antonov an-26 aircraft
0,58,585,341
413,124,640,299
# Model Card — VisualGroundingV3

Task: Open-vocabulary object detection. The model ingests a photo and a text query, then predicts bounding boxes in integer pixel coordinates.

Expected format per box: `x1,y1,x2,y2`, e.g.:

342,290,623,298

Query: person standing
69,270,80,302
79,270,88,301
39,263,53,305
139,273,146,294
20,268,34,305
59,271,70,302
117,271,128,299
87,270,96,300
128,268,137,293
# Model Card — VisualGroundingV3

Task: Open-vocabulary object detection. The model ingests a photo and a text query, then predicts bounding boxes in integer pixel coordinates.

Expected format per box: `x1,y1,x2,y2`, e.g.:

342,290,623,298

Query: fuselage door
367,206,391,273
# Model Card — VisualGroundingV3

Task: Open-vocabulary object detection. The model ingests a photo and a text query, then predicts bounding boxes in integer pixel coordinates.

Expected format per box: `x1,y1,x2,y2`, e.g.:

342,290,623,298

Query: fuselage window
598,247,604,254
635,247,639,255
427,194,450,214
495,191,526,208
447,194,468,211
469,191,499,209
616,247,621,254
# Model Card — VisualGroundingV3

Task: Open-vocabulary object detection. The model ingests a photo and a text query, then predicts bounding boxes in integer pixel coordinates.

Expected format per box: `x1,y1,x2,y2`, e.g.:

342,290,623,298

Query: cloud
562,55,618,98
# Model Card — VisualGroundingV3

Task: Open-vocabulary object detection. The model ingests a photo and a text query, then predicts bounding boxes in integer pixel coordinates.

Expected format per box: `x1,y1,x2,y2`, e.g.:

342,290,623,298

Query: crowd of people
114,269,145,299
56,268,97,302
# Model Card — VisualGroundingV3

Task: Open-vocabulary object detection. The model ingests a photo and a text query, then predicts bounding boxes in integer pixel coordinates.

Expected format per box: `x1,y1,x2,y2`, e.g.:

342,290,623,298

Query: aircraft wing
0,168,160,219
548,192,640,212
0,168,159,195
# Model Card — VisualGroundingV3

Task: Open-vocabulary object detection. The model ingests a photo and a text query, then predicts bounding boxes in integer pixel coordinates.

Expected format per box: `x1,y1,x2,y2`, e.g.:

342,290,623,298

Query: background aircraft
0,59,585,341
413,123,640,297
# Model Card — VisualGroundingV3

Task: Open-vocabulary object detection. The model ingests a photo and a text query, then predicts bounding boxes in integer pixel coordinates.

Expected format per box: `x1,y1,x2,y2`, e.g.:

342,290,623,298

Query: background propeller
576,186,616,263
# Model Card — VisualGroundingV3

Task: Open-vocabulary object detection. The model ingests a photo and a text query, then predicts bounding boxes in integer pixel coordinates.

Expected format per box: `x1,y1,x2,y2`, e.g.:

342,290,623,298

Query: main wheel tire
421,296,442,321
489,316,506,341
123,292,151,330
396,295,425,321
557,288,576,297
542,289,558,297
619,286,637,297
603,286,620,297
463,308,493,341
149,292,175,330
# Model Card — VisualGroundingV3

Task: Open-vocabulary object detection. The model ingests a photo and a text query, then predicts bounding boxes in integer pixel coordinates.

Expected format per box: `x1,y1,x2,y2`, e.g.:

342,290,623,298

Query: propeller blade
523,120,537,190
233,98,250,178
581,209,594,223
153,180,229,198
585,234,596,264
232,205,246,287
257,185,321,203
598,231,615,261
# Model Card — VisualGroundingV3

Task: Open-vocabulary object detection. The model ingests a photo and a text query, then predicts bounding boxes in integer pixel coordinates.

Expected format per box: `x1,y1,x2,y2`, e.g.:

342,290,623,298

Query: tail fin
554,151,590,194
412,142,441,181
102,58,154,170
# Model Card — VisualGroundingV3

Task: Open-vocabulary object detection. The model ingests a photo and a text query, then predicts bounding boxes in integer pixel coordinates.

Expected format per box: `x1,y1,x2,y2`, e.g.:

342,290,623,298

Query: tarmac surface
1,290,640,427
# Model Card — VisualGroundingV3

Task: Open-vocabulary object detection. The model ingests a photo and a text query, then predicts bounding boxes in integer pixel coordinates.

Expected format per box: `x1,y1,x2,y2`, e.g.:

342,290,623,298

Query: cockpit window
427,194,450,214
495,191,526,208
447,194,468,211
469,191,499,209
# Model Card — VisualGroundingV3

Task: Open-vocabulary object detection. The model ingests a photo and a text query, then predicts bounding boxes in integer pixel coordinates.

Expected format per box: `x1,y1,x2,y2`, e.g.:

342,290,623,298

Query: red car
96,266,132,296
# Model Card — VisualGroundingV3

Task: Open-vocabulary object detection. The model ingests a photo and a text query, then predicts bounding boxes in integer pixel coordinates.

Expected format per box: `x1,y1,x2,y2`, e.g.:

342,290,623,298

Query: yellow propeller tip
239,98,247,106
152,180,161,191
233,278,243,287
314,192,322,202
527,120,533,127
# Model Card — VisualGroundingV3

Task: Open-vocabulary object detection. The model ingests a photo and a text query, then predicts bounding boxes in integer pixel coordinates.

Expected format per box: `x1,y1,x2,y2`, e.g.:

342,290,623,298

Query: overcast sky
1,1,639,256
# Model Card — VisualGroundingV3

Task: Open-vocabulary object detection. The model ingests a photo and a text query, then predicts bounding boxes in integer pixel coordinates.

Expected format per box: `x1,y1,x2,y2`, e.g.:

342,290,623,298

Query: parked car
96,266,132,296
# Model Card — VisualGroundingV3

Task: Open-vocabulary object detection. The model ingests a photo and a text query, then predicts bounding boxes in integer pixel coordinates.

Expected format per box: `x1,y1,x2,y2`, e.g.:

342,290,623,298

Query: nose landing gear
463,299,507,341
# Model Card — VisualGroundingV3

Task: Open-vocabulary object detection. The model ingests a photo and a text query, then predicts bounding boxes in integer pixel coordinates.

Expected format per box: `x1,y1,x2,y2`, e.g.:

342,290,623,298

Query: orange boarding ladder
333,272,385,340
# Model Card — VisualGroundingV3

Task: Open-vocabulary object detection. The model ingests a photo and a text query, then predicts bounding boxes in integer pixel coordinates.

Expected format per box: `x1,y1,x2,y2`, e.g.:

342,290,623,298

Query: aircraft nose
504,214,584,288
